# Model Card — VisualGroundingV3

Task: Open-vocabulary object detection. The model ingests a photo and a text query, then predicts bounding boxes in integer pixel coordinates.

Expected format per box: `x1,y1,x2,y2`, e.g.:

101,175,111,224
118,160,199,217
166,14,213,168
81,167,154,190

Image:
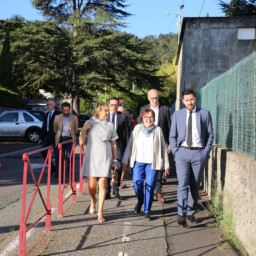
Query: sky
0,0,224,38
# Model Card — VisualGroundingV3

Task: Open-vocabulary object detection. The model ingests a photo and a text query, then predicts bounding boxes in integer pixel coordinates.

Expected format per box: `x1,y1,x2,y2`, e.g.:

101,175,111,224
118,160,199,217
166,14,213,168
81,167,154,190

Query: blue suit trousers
132,162,158,214
175,147,206,216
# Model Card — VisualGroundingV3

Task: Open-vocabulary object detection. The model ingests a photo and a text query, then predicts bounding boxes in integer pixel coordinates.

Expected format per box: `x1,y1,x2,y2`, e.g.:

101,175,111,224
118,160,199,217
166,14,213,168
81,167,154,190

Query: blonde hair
93,102,109,118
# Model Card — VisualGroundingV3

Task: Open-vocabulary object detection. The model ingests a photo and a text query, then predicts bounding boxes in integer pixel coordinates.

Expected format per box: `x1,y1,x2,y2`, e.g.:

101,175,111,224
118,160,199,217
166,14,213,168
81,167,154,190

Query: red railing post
72,141,76,202
19,153,28,256
19,146,53,255
79,145,84,194
45,148,52,230
58,143,63,217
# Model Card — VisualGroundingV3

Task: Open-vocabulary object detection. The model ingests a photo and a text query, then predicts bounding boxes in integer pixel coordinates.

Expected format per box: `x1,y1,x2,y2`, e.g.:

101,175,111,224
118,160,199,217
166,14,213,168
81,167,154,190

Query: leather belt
180,146,203,150
61,136,72,139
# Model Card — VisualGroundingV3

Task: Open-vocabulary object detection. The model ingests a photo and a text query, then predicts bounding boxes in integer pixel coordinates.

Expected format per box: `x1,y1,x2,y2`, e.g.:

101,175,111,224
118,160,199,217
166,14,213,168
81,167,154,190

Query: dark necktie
47,112,52,132
187,111,192,147
111,113,115,127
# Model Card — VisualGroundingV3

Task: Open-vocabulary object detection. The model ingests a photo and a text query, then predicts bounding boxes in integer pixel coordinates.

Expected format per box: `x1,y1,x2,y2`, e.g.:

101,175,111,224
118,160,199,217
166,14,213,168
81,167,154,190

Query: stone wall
203,145,256,255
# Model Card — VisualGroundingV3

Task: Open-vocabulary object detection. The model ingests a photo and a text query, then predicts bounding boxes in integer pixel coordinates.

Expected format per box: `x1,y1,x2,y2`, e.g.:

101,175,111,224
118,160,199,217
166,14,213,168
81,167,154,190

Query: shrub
0,86,21,107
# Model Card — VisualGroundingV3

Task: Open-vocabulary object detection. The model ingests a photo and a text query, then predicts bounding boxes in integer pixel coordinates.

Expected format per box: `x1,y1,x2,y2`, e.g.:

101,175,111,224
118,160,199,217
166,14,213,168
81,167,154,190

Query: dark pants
106,145,123,196
59,137,73,178
41,133,58,173
155,171,163,193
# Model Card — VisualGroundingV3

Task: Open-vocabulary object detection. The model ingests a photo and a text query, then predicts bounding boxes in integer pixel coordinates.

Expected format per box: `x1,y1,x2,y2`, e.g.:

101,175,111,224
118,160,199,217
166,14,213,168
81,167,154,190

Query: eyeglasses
150,97,159,100
143,116,154,120
46,103,53,106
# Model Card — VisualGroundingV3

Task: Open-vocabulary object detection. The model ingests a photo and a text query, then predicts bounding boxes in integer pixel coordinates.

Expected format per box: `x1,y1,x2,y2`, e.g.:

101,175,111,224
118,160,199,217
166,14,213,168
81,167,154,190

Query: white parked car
0,110,43,142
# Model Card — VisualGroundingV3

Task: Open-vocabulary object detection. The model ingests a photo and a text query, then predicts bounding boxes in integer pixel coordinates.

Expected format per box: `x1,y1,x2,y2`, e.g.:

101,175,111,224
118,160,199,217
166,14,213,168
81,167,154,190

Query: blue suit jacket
169,107,214,156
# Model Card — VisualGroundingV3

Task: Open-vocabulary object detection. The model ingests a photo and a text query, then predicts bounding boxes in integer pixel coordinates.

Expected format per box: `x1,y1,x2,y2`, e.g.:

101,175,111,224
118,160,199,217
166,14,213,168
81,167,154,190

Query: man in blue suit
169,88,214,227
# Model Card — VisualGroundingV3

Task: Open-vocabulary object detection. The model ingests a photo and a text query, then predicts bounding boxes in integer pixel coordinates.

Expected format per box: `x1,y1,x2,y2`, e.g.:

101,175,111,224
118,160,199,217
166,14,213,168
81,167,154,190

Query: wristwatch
113,160,117,162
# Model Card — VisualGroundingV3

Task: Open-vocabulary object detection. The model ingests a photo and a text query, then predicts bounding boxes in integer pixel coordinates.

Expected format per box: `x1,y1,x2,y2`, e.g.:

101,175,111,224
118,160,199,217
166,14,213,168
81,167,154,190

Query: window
0,113,18,122
23,113,34,122
237,28,256,40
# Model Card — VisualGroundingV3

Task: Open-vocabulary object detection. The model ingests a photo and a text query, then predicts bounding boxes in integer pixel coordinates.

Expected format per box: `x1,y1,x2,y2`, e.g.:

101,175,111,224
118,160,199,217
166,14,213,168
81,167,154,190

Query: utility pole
178,4,184,40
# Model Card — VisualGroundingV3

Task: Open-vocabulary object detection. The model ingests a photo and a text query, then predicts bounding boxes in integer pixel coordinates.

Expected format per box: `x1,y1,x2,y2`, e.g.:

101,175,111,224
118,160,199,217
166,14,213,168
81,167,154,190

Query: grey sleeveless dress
81,119,118,178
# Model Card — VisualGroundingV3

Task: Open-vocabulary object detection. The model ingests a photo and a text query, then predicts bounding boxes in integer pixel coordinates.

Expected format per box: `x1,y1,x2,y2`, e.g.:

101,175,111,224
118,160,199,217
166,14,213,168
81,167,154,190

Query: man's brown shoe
155,192,165,203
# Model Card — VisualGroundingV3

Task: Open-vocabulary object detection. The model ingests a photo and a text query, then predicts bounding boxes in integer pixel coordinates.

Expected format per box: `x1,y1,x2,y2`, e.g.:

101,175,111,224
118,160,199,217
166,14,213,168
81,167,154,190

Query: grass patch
206,191,248,255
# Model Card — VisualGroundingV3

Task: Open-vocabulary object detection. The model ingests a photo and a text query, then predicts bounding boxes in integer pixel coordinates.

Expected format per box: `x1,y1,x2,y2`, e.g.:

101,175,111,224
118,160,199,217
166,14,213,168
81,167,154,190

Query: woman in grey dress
80,102,118,222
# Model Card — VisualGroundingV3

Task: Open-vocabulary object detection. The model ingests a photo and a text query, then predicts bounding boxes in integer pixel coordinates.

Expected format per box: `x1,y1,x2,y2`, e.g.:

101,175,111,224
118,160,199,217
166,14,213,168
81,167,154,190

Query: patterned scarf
141,124,156,136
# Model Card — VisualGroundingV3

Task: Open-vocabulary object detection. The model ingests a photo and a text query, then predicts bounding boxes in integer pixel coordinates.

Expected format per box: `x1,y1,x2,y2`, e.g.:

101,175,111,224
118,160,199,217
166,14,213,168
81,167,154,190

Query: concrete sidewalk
1,173,240,256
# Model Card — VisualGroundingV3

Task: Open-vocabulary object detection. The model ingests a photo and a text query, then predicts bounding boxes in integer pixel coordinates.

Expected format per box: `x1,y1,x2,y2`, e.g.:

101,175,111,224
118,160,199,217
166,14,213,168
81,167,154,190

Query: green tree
0,29,12,90
1,19,73,99
156,57,177,106
219,0,256,16
32,0,130,114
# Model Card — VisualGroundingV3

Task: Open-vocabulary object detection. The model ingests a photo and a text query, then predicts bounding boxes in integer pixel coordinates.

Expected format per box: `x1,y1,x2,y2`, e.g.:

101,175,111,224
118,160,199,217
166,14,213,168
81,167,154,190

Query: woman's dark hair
182,88,196,98
140,109,155,122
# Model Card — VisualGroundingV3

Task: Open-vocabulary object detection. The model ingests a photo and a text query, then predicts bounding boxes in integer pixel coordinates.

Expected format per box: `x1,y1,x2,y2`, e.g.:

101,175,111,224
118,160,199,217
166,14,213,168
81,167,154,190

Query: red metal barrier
19,146,53,256
79,145,88,193
57,140,76,217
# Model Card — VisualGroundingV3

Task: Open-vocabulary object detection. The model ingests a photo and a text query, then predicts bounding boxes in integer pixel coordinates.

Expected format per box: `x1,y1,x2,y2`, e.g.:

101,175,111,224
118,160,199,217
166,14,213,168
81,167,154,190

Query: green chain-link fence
196,51,256,160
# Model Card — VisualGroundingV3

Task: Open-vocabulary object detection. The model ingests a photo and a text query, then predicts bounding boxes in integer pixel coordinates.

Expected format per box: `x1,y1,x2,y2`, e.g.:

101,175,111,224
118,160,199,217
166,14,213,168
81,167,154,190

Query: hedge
0,86,21,107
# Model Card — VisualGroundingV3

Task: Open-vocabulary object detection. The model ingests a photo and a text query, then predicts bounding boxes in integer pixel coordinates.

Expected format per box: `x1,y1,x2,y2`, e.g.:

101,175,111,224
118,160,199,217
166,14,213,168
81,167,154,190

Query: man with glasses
105,97,130,200
139,89,171,202
39,99,61,177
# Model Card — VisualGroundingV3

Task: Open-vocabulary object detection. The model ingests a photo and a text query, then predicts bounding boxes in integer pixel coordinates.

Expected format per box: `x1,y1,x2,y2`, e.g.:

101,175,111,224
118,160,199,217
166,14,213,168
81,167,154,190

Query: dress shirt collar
150,104,159,110
186,106,196,113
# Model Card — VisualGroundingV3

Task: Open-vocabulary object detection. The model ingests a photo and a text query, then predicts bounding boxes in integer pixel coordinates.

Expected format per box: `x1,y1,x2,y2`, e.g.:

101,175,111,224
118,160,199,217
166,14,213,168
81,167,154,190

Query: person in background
38,99,61,177
169,88,214,227
122,109,169,220
118,97,133,134
80,102,118,222
54,102,78,179
105,97,130,200
139,89,171,203
118,103,126,113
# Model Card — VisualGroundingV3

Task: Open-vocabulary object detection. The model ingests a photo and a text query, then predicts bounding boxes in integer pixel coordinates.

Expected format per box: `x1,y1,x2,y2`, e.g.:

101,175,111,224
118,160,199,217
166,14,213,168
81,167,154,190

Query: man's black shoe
187,215,200,224
105,194,111,200
113,191,121,200
134,203,142,214
144,213,151,220
177,215,188,227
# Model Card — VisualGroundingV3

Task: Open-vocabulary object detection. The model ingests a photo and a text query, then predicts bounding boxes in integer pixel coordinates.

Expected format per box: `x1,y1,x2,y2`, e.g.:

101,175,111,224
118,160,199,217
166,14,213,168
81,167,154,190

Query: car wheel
27,130,40,143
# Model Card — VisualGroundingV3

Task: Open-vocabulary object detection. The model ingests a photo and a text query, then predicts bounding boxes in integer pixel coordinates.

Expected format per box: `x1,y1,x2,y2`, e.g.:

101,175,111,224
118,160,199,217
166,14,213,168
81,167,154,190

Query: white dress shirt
150,104,159,125
181,107,203,148
135,130,153,164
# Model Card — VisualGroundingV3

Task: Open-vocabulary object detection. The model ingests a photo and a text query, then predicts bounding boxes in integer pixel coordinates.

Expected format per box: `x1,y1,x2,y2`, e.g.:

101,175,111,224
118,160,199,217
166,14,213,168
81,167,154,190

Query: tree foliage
0,18,73,99
0,29,12,90
219,0,256,16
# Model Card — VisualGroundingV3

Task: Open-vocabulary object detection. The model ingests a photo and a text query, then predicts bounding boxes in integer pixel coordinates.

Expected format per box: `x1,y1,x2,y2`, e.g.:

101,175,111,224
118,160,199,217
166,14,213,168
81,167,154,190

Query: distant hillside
142,33,178,67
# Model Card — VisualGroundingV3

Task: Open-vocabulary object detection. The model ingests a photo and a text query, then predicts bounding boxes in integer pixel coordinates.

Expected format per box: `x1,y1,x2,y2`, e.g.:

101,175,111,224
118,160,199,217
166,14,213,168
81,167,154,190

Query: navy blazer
139,104,171,144
41,110,61,143
169,107,214,156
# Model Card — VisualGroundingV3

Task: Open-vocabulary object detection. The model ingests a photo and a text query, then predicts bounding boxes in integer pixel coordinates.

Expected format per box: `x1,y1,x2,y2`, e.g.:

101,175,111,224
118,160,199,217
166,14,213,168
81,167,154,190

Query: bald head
147,89,159,108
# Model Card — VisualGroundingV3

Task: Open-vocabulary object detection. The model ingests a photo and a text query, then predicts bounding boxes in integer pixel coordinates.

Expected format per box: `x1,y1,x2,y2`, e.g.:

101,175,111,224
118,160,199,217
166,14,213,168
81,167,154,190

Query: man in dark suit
139,89,171,202
106,97,130,200
169,88,214,227
38,99,61,176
